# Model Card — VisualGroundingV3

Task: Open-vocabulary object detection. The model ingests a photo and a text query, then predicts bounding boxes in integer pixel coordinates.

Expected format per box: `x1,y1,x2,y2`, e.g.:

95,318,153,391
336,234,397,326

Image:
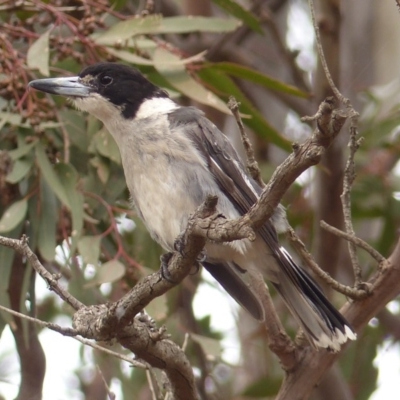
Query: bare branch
0,303,78,336
320,221,386,265
0,235,83,310
287,228,369,300
228,96,265,187
0,302,147,368
340,122,364,284
308,0,346,104
247,270,297,369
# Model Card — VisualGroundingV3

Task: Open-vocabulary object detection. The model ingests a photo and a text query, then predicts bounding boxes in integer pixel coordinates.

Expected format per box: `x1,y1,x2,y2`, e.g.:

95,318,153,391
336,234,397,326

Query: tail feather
202,261,265,322
275,246,356,351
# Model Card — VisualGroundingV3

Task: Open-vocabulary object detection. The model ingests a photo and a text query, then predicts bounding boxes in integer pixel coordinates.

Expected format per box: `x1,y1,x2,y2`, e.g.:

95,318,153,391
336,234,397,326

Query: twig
309,0,364,285
320,221,386,265
340,126,364,284
0,304,78,336
182,333,190,352
0,303,147,368
147,368,163,400
96,365,116,400
247,270,296,368
308,0,346,104
286,229,369,300
73,336,147,369
0,234,83,310
227,96,264,187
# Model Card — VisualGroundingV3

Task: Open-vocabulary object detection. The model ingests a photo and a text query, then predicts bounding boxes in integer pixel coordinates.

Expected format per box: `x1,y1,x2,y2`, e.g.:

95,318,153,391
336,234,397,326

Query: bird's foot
160,252,177,283
174,233,186,256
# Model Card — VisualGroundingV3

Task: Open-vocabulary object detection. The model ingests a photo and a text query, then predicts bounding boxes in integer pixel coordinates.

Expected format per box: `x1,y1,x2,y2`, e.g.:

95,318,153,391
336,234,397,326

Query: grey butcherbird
29,63,356,351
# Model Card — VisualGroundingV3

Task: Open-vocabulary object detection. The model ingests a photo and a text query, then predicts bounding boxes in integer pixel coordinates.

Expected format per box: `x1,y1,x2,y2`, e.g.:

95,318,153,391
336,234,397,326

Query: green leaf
0,112,30,128
0,224,23,327
77,236,101,266
93,129,121,164
212,0,263,33
105,48,156,66
93,15,241,45
86,260,126,286
36,143,83,238
36,143,71,207
7,141,37,161
106,47,206,67
37,179,57,261
54,163,84,239
211,62,310,98
27,30,50,76
90,156,110,184
153,48,231,115
191,333,222,359
6,158,33,184
145,294,168,321
197,67,291,150
0,199,28,233
59,110,89,152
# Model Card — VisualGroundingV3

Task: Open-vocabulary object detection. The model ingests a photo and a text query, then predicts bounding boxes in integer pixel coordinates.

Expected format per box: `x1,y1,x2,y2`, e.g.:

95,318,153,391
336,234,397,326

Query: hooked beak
28,76,92,97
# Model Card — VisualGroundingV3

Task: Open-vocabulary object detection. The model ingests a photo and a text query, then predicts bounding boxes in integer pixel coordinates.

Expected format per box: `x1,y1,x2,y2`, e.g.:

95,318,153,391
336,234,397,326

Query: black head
29,63,169,119
78,63,169,118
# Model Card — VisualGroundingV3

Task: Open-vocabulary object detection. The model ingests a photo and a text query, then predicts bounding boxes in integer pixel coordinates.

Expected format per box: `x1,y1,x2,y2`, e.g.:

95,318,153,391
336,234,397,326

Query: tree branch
0,235,83,310
287,227,369,300
275,237,400,400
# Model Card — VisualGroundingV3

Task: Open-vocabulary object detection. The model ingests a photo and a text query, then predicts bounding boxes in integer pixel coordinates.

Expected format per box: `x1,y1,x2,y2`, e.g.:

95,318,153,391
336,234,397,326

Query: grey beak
28,76,91,97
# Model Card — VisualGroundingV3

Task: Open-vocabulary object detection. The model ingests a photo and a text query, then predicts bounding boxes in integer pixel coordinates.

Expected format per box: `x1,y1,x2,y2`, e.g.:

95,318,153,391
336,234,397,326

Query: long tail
273,246,356,351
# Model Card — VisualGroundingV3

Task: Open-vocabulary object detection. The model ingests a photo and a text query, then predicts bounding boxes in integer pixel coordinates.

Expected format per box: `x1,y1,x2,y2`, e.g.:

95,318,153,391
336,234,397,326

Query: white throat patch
135,97,178,119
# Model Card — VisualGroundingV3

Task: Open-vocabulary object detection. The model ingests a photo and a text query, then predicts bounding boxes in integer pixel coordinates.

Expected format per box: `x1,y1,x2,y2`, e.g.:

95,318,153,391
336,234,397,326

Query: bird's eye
99,75,113,85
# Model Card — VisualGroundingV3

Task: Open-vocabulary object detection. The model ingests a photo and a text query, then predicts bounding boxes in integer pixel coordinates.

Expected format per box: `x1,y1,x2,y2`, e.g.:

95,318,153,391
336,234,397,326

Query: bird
29,62,356,351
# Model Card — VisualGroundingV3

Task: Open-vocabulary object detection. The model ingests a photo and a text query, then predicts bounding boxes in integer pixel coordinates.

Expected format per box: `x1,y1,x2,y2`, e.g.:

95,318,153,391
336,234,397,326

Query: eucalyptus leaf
93,129,121,164
78,235,101,266
54,163,84,239
27,30,50,76
0,224,23,327
37,179,57,261
210,62,310,98
0,199,28,233
145,294,168,321
6,158,33,184
90,156,110,184
94,15,241,45
153,48,231,115
212,0,263,33
197,67,291,150
36,143,83,239
36,143,72,208
7,141,37,161
86,259,125,286
0,112,30,128
105,48,156,66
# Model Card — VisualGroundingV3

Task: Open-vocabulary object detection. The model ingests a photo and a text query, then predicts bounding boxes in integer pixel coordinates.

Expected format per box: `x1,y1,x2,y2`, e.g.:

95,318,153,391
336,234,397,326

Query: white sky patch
286,0,316,73
371,341,400,400
386,300,400,314
193,270,241,364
